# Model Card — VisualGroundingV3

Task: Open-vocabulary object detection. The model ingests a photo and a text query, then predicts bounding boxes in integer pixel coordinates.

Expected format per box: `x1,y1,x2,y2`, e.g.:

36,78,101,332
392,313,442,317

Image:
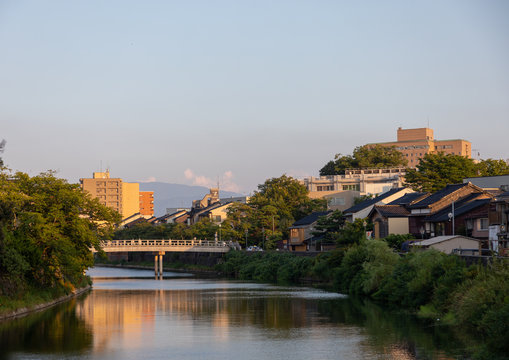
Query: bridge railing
99,239,230,248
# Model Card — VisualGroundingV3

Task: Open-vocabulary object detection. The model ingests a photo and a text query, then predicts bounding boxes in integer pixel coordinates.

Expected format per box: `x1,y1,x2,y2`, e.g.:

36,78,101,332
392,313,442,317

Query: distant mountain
139,182,244,217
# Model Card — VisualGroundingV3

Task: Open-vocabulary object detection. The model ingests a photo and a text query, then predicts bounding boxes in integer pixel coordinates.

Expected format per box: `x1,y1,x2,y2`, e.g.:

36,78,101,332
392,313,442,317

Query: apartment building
369,127,471,167
139,191,154,217
80,171,140,220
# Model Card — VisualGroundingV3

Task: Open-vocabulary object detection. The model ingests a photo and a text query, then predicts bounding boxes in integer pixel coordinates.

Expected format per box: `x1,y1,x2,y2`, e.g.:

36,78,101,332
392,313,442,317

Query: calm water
0,267,473,360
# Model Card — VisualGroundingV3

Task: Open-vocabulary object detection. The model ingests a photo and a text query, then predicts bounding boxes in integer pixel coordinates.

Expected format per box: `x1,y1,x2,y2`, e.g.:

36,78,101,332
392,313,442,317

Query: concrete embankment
0,286,91,321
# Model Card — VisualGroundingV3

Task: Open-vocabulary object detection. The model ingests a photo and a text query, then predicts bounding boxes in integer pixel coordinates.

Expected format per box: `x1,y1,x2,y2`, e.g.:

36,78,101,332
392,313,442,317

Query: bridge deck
94,239,234,253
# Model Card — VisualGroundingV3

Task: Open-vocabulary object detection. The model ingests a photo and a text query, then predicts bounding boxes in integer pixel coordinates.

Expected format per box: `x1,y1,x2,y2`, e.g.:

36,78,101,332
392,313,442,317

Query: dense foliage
228,175,326,247
405,153,509,192
0,170,119,301
320,145,408,176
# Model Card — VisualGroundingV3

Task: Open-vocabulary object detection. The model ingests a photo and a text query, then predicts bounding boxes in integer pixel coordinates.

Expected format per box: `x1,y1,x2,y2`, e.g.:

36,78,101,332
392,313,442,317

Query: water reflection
0,268,478,359
0,296,92,360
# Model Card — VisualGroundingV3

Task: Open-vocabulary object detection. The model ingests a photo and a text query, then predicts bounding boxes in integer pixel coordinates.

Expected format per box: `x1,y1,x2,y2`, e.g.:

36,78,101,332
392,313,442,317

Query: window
479,218,489,230
342,184,360,191
328,198,345,206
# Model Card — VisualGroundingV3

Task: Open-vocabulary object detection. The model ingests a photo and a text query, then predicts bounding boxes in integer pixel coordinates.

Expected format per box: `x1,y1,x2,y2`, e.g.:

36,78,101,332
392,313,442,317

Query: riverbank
0,285,91,321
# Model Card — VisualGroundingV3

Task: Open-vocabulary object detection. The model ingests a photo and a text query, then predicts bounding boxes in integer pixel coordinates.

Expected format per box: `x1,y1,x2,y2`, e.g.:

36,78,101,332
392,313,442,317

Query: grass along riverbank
0,279,91,320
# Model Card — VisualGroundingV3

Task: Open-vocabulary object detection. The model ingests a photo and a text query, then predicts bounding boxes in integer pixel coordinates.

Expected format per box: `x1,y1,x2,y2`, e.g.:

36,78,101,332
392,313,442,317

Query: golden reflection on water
74,285,360,356
0,277,476,359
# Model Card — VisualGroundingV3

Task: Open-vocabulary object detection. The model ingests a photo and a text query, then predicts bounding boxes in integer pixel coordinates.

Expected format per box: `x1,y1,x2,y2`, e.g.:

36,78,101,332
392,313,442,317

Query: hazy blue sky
1,0,508,193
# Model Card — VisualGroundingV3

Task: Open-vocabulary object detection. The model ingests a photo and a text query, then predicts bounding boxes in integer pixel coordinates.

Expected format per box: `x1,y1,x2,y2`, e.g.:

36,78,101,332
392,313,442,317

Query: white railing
100,239,230,248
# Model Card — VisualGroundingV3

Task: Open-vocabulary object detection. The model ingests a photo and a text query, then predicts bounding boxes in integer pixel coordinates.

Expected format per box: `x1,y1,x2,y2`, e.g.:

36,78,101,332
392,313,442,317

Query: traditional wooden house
286,211,332,252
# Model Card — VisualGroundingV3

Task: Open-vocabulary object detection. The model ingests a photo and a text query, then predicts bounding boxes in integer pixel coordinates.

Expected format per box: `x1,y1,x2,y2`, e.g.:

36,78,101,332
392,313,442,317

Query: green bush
382,234,414,251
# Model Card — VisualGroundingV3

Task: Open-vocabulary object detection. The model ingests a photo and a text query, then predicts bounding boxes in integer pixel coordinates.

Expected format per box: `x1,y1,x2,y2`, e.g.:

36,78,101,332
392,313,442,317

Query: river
0,267,474,359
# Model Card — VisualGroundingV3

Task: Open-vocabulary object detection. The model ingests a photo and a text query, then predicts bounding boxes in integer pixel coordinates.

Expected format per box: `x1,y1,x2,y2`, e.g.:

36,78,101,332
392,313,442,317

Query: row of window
396,145,429,150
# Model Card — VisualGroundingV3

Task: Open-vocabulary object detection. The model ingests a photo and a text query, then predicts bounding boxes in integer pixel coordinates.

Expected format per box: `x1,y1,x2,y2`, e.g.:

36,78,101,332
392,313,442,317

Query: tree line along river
0,267,483,360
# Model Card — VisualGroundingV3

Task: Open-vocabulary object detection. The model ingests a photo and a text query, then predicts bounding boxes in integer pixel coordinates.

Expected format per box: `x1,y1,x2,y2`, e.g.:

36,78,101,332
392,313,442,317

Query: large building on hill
302,167,406,199
368,127,471,167
80,171,141,220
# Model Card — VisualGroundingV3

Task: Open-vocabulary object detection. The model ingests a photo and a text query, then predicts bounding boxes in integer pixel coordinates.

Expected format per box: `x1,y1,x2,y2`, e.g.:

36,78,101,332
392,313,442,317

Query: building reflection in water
74,284,361,356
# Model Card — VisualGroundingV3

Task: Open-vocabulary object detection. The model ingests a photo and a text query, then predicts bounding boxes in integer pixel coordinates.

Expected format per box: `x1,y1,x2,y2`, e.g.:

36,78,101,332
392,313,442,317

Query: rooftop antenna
100,160,102,173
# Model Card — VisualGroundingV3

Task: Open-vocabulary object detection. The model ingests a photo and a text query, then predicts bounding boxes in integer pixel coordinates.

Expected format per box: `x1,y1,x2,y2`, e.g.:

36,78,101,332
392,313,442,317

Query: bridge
93,239,239,279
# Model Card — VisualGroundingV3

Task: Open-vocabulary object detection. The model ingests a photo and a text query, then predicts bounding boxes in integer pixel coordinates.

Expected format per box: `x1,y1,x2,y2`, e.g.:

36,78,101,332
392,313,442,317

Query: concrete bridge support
154,251,165,279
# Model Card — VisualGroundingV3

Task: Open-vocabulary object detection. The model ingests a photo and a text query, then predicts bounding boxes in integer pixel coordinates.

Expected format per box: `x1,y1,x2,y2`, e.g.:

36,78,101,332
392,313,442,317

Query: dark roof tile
407,183,470,209
343,188,407,214
292,211,332,227
425,198,491,222
374,205,410,217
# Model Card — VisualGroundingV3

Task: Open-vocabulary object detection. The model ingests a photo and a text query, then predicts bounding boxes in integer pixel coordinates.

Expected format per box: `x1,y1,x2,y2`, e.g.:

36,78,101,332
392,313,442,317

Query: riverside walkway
92,239,238,279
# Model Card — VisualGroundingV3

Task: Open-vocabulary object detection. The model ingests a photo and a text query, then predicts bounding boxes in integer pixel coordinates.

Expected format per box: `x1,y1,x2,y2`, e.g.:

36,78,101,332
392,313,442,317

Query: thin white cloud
183,169,240,193
141,176,157,183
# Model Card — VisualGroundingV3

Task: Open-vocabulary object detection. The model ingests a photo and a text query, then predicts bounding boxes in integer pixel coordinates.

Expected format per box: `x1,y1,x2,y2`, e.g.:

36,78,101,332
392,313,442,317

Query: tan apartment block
80,171,140,220
369,127,471,167
122,182,140,219
139,191,154,217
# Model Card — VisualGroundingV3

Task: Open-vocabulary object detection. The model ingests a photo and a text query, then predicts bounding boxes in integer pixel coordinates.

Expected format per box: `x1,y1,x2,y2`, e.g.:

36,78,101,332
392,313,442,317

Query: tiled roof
425,198,491,222
387,192,428,206
373,205,410,217
497,191,509,199
292,211,332,227
343,188,407,214
407,183,470,209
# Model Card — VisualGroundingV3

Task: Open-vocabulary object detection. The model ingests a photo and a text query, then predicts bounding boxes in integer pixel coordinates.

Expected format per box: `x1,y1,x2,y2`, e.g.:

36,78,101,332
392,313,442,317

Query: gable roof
372,205,410,218
194,201,232,218
343,188,407,214
387,192,428,206
424,198,491,222
407,183,480,209
292,211,332,227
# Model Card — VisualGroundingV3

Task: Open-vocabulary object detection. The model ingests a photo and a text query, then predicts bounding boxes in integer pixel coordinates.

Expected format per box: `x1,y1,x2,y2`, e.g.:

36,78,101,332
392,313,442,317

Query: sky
1,0,508,194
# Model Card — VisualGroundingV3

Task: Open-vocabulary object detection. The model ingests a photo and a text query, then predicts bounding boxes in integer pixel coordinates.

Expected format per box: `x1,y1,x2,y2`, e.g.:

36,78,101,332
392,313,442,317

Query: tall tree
404,153,477,192
249,175,325,222
312,210,345,244
0,170,120,294
475,158,509,177
320,145,407,175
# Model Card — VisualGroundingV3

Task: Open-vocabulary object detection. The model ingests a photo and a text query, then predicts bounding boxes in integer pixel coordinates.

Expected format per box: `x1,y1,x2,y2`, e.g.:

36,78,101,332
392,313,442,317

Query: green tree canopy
0,170,120,295
404,153,509,192
474,158,509,177
320,145,408,175
249,175,326,226
311,210,345,244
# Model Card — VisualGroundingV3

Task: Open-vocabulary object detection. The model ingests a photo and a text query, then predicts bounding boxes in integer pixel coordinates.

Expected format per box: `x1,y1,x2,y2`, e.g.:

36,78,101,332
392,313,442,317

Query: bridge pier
154,251,165,279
